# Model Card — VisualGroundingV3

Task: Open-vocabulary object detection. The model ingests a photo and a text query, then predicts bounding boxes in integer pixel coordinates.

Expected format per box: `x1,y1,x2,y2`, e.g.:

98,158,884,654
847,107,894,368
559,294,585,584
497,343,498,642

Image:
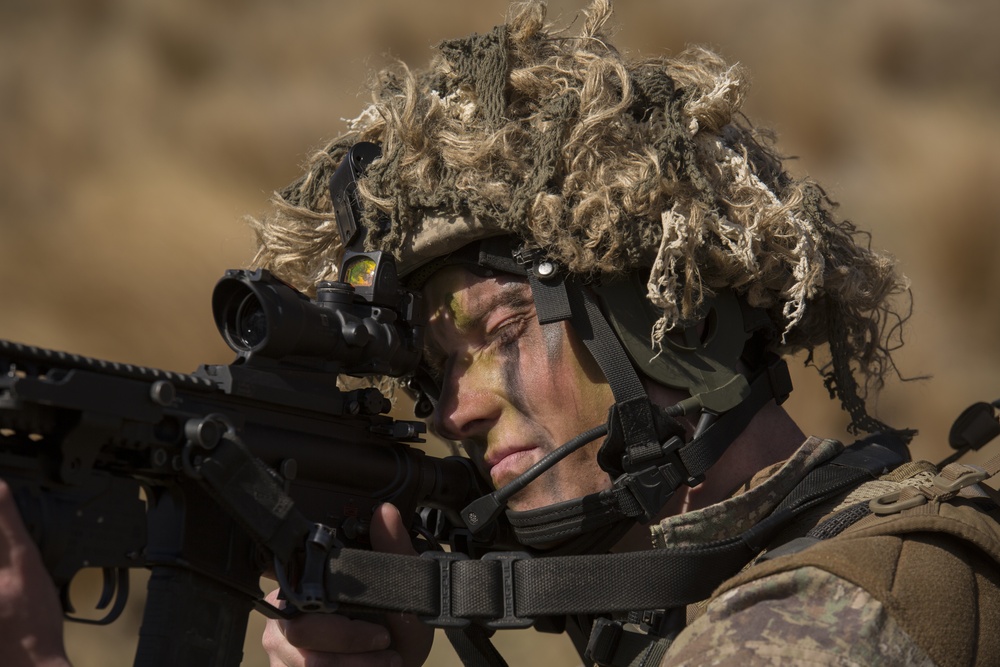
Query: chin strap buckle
613,435,703,522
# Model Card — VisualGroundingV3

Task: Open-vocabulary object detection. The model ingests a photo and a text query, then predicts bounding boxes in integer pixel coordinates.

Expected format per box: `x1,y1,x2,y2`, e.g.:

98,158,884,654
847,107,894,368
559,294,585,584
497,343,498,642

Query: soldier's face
422,267,615,511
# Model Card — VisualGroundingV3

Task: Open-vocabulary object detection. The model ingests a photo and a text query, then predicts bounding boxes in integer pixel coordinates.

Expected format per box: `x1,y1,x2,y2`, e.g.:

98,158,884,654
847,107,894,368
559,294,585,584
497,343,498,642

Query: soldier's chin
504,486,553,514
506,494,532,513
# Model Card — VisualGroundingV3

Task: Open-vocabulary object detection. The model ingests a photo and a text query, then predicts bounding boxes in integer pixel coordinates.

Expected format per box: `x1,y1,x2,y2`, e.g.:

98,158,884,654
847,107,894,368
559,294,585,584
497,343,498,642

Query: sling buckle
419,551,470,628
483,551,534,629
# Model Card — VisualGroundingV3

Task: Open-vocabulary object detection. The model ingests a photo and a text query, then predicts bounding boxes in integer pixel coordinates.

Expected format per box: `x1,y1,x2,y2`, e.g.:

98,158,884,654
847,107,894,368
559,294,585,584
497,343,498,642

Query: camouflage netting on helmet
249,0,909,434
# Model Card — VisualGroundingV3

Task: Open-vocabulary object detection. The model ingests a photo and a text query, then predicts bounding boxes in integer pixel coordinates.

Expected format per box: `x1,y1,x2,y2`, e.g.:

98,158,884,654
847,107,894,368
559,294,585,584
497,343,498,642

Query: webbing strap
586,618,673,667
525,268,658,453
318,440,902,625
869,451,1000,516
324,539,751,619
633,638,671,667
679,358,791,480
445,626,509,667
505,492,629,546
601,359,791,525
526,270,573,325
566,283,650,408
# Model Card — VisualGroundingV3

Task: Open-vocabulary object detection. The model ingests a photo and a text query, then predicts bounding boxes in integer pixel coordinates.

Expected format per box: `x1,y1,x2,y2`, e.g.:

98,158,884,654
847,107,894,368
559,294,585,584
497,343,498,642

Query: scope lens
343,256,377,288
234,294,268,349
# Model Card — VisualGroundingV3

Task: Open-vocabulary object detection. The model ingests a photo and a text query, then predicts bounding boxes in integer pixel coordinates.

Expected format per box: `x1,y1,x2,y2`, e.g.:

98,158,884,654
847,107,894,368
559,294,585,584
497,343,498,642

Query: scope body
212,268,424,378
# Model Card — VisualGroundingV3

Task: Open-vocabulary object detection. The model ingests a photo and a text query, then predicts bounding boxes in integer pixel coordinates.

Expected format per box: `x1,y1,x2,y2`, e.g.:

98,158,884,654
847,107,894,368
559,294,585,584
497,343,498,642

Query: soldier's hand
0,479,72,667
261,503,434,667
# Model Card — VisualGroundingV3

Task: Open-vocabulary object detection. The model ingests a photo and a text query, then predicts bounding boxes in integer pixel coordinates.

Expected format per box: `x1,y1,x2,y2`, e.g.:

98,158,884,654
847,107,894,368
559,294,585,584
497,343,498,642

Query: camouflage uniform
654,437,1000,667
666,568,935,665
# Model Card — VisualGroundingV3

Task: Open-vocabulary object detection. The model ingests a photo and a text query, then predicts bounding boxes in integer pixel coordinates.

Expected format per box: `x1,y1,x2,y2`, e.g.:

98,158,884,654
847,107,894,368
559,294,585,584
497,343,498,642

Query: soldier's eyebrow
422,278,533,368
452,279,533,333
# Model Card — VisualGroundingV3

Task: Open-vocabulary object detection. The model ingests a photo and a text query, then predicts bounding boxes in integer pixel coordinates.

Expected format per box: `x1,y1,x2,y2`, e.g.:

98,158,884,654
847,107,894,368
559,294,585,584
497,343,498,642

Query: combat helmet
252,0,910,552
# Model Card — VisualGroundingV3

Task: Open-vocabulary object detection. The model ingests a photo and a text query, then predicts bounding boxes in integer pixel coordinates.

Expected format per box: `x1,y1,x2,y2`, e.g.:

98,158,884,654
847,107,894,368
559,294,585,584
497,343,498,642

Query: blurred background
1,0,998,664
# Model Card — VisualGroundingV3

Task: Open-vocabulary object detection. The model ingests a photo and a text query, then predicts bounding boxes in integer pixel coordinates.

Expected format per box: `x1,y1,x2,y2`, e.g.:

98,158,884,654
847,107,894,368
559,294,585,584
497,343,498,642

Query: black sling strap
317,439,904,632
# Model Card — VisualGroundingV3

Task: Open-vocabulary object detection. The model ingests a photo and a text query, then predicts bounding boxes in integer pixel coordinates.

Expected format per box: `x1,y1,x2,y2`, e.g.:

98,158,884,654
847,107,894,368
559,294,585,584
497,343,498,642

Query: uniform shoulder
663,566,934,667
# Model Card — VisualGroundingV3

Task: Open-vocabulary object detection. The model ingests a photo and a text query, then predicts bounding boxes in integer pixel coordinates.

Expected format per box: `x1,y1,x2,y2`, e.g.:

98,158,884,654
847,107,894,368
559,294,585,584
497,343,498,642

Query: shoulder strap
712,455,1000,667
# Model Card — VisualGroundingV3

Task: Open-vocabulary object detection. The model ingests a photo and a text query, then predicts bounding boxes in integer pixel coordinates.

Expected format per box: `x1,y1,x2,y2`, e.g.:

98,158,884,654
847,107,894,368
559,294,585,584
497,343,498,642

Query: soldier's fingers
369,505,433,667
280,614,392,653
0,479,39,581
263,618,400,667
369,504,416,556
0,480,27,551
262,589,392,654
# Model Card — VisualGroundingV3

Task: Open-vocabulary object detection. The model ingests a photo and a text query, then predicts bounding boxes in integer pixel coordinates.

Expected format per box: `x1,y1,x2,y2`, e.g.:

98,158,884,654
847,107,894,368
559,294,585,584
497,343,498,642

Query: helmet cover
251,0,909,433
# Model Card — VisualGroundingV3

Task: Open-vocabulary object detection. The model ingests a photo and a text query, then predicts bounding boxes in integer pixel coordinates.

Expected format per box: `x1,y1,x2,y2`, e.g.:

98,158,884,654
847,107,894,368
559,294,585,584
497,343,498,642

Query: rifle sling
321,439,902,625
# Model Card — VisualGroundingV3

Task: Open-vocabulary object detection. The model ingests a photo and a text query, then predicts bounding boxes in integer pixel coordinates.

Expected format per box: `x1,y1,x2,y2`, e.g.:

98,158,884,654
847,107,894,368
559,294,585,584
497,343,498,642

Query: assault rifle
0,265,500,667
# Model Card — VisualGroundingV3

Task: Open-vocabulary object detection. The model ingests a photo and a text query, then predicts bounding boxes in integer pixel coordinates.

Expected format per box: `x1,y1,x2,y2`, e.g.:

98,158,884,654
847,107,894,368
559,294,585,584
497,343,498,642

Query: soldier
2,2,999,667
252,2,1000,666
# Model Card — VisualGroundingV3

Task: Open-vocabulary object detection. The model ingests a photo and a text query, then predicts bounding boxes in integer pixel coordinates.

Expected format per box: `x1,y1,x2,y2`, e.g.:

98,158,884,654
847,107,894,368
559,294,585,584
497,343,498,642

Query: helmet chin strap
458,247,793,553
461,422,639,555
462,354,790,550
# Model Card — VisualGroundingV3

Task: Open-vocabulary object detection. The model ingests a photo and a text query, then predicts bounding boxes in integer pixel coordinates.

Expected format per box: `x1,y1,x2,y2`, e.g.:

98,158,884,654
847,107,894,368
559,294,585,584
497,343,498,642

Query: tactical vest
705,458,1000,667
579,449,1000,667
